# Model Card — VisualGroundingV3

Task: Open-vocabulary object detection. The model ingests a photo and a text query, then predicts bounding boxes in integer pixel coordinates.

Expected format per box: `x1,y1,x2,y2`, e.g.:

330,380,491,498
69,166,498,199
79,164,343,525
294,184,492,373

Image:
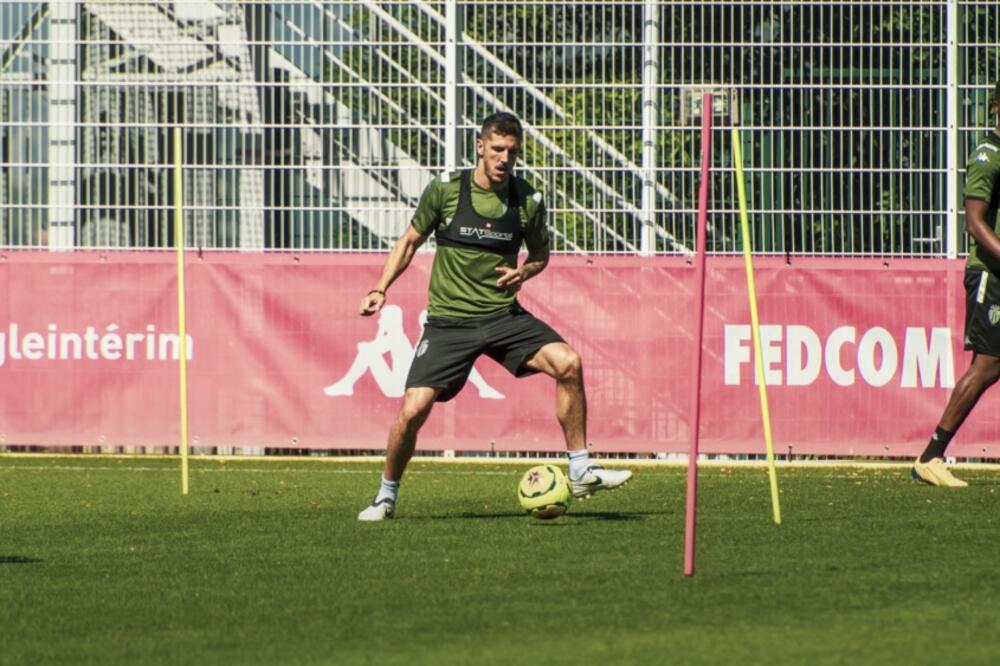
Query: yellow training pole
174,127,190,496
731,127,781,525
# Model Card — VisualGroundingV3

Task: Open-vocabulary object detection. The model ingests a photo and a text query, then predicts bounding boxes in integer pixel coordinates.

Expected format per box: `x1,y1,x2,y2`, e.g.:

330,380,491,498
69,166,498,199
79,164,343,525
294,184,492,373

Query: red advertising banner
0,251,994,457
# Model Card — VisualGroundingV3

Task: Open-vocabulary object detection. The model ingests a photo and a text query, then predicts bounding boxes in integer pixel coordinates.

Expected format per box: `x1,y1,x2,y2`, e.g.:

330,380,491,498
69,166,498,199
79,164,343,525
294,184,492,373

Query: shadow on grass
715,562,896,579
413,510,665,522
564,510,664,522
969,478,1000,486
0,556,43,565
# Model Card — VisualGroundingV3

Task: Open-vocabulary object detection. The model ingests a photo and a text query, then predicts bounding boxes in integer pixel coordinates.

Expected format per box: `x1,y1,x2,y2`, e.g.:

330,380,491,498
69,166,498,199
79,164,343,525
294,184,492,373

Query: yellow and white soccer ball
517,464,572,519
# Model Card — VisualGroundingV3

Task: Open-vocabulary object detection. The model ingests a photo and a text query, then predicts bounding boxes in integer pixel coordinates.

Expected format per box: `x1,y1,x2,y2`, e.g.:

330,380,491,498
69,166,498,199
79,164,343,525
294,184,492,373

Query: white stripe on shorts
977,270,989,304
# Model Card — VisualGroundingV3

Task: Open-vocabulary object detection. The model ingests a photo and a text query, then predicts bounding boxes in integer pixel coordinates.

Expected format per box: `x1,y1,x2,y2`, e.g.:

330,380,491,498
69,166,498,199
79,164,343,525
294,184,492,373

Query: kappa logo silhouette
324,305,504,399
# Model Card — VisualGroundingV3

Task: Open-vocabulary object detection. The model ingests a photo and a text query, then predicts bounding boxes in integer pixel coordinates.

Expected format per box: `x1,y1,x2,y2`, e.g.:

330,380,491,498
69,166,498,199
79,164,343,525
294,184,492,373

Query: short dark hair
995,81,1000,105
480,112,523,142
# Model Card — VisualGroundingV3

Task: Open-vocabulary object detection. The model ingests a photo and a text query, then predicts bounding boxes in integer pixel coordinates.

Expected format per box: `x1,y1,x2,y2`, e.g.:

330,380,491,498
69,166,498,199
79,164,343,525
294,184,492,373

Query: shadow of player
0,555,43,564
412,509,665,522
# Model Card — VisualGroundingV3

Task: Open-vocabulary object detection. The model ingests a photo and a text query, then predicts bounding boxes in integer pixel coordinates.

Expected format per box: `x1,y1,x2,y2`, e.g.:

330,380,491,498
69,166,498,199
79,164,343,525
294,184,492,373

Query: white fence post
640,0,660,255
445,0,463,171
47,0,76,250
946,0,959,259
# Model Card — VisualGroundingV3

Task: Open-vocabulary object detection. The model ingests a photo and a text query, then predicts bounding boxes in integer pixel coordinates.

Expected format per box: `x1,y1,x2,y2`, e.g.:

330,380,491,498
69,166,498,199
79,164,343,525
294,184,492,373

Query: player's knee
398,403,425,425
971,356,1000,387
395,408,425,437
983,365,1000,387
398,393,434,426
553,348,583,382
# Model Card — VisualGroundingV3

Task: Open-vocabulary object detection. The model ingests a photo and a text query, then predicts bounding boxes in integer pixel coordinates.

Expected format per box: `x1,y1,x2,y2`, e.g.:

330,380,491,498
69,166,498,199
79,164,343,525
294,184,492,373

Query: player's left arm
495,194,549,291
963,155,1000,261
495,241,549,292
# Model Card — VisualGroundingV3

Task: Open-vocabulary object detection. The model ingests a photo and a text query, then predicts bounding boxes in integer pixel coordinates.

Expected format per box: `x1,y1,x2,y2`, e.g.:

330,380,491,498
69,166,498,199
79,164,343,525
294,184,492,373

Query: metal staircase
2,1,684,252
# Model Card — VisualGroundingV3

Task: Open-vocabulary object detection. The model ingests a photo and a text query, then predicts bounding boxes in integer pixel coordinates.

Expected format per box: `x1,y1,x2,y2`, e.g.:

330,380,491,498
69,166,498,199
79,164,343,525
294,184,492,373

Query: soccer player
915,81,1000,487
355,112,632,520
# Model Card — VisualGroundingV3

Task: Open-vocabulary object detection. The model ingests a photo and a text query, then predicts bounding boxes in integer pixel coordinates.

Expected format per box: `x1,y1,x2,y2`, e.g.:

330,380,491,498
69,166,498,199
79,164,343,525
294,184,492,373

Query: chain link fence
1,1,997,255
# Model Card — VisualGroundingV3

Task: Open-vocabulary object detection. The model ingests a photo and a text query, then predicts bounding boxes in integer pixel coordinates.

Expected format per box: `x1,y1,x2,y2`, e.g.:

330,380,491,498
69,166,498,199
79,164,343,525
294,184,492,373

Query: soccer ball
518,465,572,519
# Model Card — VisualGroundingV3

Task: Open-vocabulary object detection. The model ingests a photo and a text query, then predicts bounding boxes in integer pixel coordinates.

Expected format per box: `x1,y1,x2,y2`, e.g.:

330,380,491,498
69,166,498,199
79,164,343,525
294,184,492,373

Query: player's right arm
359,177,442,316
359,226,430,316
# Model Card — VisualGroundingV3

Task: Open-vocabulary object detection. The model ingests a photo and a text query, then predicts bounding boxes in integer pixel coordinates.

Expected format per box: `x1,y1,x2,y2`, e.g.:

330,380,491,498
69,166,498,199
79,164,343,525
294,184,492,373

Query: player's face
476,131,520,185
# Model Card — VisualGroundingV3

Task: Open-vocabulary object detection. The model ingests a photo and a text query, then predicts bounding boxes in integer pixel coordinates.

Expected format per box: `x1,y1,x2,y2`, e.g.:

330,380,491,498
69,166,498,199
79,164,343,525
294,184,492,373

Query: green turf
2,457,999,665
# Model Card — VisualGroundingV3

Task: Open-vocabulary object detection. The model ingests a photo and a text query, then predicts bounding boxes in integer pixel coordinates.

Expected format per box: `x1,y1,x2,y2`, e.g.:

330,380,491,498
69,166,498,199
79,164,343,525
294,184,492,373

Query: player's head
476,112,522,186
480,112,523,143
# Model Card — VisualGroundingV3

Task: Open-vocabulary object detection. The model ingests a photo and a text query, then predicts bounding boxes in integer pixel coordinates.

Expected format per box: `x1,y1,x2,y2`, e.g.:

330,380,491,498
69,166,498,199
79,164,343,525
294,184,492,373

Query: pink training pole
684,93,713,577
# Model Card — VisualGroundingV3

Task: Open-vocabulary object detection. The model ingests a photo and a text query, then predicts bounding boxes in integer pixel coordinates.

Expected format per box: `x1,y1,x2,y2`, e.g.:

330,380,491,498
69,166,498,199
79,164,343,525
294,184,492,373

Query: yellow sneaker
912,457,968,488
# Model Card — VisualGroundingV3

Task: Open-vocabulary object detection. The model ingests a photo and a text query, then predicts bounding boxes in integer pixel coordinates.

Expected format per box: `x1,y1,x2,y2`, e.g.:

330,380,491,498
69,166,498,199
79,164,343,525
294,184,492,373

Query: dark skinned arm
965,198,1000,263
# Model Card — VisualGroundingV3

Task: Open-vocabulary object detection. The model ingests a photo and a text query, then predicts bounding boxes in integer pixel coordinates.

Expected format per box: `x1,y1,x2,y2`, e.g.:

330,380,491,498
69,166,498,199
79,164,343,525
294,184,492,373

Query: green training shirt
964,130,1000,274
411,170,549,318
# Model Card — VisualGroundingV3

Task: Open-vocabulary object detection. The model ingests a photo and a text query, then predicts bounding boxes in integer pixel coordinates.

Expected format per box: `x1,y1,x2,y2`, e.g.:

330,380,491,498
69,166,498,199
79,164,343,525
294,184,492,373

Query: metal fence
0,1,997,255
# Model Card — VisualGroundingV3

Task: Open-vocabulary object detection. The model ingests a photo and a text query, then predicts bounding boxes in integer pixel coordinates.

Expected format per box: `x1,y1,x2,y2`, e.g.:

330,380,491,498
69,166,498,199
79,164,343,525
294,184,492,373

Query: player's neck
473,163,510,193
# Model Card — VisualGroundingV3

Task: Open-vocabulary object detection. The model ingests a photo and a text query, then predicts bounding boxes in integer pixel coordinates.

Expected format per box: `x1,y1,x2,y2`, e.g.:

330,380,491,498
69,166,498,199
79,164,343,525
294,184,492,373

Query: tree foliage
331,1,998,254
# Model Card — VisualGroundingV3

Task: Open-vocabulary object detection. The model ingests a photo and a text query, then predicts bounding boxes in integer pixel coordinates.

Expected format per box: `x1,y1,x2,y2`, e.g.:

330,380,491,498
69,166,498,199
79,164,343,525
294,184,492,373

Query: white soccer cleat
357,497,396,521
570,465,633,499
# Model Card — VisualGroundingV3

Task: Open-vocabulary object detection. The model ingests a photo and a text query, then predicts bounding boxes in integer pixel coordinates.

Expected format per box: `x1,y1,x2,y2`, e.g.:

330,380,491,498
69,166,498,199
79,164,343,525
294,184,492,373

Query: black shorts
406,303,565,402
964,268,1000,357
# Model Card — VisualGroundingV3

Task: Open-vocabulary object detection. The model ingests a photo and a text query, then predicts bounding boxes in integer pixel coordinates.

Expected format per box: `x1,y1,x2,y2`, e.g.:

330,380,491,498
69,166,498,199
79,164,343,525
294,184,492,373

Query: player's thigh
969,352,1000,385
482,307,565,377
963,269,1000,358
406,318,482,399
521,342,581,379
396,386,441,423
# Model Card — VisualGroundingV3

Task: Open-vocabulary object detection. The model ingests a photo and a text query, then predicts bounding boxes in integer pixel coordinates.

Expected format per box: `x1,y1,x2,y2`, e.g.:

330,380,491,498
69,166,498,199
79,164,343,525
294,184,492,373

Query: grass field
2,456,999,665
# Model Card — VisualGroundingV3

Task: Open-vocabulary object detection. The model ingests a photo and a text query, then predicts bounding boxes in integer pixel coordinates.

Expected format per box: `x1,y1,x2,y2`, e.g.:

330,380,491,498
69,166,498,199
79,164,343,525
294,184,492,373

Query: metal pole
683,94,712,577
733,126,782,526
445,0,462,170
47,1,77,249
945,0,959,259
174,127,190,496
640,0,660,255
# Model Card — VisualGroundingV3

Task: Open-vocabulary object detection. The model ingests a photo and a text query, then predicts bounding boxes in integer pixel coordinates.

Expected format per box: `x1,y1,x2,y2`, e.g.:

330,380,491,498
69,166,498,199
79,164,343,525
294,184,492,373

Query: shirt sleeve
410,177,444,235
523,192,550,252
964,154,1000,202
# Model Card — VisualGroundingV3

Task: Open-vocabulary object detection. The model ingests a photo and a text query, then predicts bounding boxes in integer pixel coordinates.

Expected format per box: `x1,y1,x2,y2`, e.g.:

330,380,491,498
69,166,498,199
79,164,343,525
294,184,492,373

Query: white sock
375,475,399,503
567,449,590,480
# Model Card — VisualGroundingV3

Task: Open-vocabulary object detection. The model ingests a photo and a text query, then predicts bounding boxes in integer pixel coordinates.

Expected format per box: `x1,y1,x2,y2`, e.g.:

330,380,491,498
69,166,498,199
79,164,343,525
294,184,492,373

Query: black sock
919,426,954,463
